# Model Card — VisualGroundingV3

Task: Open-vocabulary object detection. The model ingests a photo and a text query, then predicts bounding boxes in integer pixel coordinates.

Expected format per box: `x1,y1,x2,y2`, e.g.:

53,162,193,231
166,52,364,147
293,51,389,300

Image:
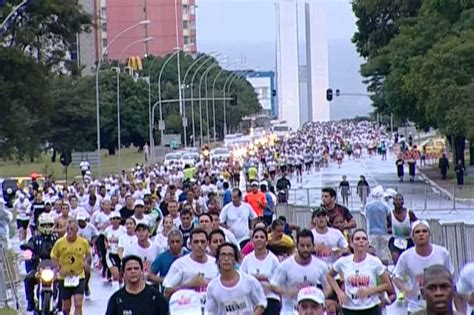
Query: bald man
412,265,463,315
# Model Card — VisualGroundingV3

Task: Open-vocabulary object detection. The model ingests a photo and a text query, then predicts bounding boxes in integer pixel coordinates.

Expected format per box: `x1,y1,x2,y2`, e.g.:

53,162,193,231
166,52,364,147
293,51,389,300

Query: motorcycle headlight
40,269,55,283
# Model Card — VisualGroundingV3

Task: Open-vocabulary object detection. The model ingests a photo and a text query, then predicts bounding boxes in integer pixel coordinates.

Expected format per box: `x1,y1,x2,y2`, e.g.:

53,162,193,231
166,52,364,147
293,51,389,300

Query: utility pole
143,0,149,55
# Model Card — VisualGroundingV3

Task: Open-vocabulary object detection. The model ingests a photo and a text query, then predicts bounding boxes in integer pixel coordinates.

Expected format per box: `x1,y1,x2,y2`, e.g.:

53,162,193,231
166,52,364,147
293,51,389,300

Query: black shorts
296,164,303,171
388,237,414,254
263,298,281,315
16,219,29,230
59,279,85,300
106,253,121,269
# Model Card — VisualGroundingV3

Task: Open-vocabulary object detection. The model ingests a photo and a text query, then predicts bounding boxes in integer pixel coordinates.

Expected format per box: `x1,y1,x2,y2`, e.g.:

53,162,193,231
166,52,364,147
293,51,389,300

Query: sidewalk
418,165,474,202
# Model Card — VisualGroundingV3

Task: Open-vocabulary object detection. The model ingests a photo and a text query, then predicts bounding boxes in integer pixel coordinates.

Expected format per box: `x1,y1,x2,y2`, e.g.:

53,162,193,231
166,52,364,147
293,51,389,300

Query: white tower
305,1,330,122
276,0,301,130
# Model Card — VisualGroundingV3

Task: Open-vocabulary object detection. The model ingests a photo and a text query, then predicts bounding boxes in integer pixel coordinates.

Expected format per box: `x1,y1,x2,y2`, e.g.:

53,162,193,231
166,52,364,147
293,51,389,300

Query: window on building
102,38,108,48
183,21,189,29
101,22,107,31
101,7,106,16
182,4,188,14
184,35,190,45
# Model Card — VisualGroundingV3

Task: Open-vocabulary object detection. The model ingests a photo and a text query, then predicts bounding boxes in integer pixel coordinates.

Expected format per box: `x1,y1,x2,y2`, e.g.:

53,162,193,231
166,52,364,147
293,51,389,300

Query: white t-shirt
132,214,152,227
78,223,98,243
394,244,454,312
153,232,169,255
118,233,137,252
123,242,160,274
240,251,280,300
92,211,111,234
206,272,267,315
221,227,240,250
104,226,125,254
311,227,349,266
457,262,474,296
14,198,31,220
333,254,386,310
271,255,328,312
220,202,257,242
163,254,219,292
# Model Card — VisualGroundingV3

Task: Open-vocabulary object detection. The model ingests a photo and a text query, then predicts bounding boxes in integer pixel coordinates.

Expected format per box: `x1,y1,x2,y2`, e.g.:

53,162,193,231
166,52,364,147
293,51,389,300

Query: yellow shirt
248,167,258,181
51,236,91,279
268,234,294,248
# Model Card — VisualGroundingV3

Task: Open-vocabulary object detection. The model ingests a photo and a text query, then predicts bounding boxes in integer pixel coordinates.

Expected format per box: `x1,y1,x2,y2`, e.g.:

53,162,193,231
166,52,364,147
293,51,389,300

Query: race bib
394,238,408,250
224,298,251,315
64,275,80,288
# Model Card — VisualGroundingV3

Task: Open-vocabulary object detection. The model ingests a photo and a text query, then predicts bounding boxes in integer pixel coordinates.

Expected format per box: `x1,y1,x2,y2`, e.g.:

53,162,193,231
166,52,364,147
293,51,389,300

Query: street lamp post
173,0,186,147
157,49,180,150
189,53,223,146
114,37,153,171
199,62,222,144
212,60,240,142
95,19,150,178
182,53,213,147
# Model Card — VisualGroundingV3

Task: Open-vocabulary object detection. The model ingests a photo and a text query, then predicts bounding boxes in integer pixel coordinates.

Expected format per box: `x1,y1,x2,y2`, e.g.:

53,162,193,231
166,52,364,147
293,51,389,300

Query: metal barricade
463,224,474,262
426,218,445,248
442,223,467,274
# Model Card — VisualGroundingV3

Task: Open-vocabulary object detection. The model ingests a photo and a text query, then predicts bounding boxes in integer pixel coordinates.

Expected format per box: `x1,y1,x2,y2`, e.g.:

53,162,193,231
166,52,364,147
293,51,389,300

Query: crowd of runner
3,119,473,315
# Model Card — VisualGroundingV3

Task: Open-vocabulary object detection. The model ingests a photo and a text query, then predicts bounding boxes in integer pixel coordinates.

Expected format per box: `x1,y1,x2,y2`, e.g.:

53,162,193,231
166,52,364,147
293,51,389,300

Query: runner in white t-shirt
219,188,257,246
123,223,159,283
455,262,474,314
271,229,329,313
163,228,219,299
104,212,125,287
117,217,137,259
393,220,454,313
310,207,349,267
328,228,392,314
206,242,267,315
240,227,281,314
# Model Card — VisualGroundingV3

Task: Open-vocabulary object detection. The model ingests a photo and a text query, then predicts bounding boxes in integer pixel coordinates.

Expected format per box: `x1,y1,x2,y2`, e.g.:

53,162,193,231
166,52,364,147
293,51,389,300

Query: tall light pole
157,49,181,150
95,19,150,178
199,61,225,144
212,60,240,142
182,53,213,147
114,37,153,171
173,0,186,146
189,53,223,146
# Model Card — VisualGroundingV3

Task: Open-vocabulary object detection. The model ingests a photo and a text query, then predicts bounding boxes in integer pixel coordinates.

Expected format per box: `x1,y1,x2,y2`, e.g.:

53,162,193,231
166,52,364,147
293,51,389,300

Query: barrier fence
275,204,474,274
288,185,474,213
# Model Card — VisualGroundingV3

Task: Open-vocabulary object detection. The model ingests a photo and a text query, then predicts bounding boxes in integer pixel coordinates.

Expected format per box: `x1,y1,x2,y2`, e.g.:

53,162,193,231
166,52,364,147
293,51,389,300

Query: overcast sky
196,0,358,69
195,0,372,119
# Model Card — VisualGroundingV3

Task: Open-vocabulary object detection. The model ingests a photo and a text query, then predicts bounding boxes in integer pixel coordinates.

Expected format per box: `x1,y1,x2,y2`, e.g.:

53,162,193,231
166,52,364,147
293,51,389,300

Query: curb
418,170,474,203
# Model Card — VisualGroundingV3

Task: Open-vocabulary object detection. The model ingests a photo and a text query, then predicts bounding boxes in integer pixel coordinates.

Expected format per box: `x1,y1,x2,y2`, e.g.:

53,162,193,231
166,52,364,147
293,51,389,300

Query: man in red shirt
244,182,267,217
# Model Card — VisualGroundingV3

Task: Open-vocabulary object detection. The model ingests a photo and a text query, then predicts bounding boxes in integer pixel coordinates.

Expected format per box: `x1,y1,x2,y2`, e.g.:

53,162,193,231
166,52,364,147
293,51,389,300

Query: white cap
297,286,325,306
251,181,259,186
259,181,268,187
134,199,145,207
76,211,88,221
109,211,121,219
411,220,431,236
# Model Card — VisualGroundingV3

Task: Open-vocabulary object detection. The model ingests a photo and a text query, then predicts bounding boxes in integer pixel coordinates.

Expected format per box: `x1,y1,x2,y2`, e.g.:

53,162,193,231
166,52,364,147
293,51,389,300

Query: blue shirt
178,192,187,203
223,189,232,206
264,192,274,216
365,200,389,235
150,249,188,277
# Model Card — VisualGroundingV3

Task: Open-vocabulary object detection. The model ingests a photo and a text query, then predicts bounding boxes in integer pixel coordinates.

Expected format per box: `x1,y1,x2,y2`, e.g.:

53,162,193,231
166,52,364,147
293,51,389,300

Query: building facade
275,0,301,130
245,71,276,118
305,1,330,122
77,0,197,74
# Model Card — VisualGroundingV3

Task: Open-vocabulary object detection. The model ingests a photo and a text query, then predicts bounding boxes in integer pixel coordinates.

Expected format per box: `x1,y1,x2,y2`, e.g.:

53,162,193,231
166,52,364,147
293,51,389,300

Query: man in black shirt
119,195,135,225
106,255,168,315
321,187,356,230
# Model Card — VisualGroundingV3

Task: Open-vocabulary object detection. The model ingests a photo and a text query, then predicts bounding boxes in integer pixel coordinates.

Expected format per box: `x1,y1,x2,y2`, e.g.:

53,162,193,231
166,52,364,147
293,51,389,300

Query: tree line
353,0,474,164
0,0,260,161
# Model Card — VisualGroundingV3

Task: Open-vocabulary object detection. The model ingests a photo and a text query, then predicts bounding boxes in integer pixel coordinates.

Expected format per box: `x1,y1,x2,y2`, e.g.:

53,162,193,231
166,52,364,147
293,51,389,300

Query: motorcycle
22,250,59,315
35,259,58,315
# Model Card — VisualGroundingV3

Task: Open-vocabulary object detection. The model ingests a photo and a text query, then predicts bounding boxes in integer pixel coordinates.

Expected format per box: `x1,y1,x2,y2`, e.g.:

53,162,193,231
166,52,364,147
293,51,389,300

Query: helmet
38,213,55,235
